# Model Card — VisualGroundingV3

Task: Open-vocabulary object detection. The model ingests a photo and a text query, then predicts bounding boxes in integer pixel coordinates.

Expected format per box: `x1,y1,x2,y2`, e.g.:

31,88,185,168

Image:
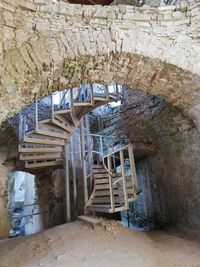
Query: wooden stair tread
25,160,63,168
35,129,68,139
20,153,62,161
95,188,134,197
73,101,92,107
19,147,63,153
23,136,65,146
94,173,122,178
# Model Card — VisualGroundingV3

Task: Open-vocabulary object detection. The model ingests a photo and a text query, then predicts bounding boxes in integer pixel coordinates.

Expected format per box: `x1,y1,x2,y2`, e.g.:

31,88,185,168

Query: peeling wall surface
1,0,200,129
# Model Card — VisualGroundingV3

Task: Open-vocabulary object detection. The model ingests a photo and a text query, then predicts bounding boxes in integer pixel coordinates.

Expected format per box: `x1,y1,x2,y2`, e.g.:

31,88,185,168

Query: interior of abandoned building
1,0,200,266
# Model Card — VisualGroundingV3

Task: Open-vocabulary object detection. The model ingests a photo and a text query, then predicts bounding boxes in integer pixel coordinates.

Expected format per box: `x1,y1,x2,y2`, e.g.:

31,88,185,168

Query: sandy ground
0,220,200,267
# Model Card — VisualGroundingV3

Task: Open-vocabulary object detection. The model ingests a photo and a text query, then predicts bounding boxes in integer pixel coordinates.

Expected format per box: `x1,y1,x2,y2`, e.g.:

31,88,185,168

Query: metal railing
102,143,138,213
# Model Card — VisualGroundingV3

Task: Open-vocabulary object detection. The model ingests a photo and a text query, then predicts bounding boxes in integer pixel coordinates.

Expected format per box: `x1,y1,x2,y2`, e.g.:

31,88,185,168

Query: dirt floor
0,219,200,267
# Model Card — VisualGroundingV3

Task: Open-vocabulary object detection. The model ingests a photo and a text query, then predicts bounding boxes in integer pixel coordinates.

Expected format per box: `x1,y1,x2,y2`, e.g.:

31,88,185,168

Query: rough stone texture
92,88,200,230
1,0,200,130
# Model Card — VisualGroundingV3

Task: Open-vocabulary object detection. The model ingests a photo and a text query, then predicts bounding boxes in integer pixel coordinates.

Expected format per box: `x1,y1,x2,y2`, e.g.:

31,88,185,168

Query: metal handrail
102,144,129,176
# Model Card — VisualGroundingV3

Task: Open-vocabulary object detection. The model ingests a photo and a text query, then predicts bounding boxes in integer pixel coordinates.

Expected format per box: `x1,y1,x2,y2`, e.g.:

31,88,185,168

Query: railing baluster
70,88,74,113
128,143,138,197
105,84,109,101
90,83,94,106
120,149,128,209
35,100,38,130
51,94,54,121
116,83,119,101
23,114,27,138
19,112,23,142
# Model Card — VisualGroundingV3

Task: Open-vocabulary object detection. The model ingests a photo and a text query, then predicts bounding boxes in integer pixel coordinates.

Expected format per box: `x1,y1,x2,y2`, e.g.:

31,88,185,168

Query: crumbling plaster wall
1,0,200,131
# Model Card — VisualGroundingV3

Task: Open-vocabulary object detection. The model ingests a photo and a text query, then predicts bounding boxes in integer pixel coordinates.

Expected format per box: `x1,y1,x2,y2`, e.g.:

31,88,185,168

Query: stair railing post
65,141,71,222
128,144,138,197
70,88,74,113
80,119,88,204
23,114,27,138
90,83,94,106
100,135,103,160
51,94,54,121
108,155,115,213
105,84,109,101
35,100,38,131
19,112,23,142
116,83,120,101
120,149,128,209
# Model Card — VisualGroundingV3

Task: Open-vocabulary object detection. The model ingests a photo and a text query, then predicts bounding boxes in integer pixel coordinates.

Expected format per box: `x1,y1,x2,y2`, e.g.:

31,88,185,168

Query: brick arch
1,0,200,129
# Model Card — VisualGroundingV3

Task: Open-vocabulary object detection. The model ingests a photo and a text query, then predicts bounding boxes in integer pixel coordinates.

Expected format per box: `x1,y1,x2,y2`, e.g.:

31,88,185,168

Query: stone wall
0,148,10,239
1,0,200,131
92,88,200,230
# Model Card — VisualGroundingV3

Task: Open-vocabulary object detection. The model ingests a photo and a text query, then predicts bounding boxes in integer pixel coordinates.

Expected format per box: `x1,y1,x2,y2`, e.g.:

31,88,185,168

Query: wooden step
73,101,92,107
93,96,108,101
53,117,74,133
19,147,63,153
23,136,65,146
35,129,68,139
95,188,134,197
93,169,108,174
92,165,104,169
91,197,125,204
95,183,125,190
25,160,63,168
20,153,62,161
39,122,66,133
54,114,74,128
54,109,71,115
94,173,122,178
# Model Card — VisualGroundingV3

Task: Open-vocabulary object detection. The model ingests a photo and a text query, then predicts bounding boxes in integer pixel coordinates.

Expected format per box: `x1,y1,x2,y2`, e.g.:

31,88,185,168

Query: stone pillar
0,163,10,239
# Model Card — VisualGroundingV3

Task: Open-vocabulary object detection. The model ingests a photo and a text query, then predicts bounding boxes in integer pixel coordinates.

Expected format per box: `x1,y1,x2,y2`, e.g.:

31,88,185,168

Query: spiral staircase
18,84,138,217
18,84,123,169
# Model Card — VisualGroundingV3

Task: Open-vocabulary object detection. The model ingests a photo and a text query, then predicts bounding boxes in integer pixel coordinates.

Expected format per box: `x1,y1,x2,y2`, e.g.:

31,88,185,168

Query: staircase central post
71,135,77,218
64,141,71,222
80,119,88,204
